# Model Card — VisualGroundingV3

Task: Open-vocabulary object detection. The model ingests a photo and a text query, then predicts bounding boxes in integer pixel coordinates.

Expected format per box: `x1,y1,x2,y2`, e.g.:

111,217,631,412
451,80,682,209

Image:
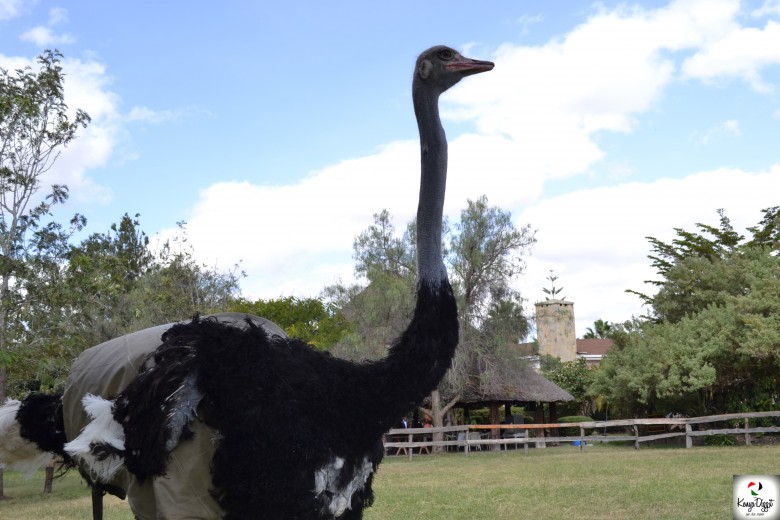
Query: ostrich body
1,46,493,519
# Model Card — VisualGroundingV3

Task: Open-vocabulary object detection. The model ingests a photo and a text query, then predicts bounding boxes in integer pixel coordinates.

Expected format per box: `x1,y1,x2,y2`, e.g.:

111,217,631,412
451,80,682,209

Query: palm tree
583,319,613,339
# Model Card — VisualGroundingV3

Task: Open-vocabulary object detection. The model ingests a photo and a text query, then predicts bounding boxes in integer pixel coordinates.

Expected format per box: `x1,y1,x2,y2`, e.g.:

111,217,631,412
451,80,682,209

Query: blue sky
2,0,779,336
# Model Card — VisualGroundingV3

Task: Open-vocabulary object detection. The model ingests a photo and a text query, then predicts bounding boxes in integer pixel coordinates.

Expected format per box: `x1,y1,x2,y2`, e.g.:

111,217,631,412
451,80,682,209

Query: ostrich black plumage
0,46,493,519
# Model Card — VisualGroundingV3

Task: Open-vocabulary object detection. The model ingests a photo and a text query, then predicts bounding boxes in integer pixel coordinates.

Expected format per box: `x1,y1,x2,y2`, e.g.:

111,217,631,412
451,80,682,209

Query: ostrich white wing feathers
163,373,201,452
314,456,374,517
64,394,126,482
0,399,53,475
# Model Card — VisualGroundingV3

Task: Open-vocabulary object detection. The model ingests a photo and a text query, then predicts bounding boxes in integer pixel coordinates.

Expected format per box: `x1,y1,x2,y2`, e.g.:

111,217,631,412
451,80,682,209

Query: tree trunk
0,303,8,405
0,365,6,408
0,276,9,500
422,388,460,454
489,403,501,451
428,389,444,453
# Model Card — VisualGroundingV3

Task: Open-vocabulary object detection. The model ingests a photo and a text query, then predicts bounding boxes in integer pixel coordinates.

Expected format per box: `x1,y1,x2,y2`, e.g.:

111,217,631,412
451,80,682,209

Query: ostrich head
412,46,494,284
414,45,494,94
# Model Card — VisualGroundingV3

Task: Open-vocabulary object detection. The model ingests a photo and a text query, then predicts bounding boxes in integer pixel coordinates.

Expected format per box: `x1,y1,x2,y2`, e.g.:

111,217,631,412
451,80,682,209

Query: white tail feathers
64,394,126,483
0,400,53,475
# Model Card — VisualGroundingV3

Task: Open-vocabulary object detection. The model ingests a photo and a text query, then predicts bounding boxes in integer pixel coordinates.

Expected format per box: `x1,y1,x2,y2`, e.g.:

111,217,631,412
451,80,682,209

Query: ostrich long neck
413,85,448,284
364,81,459,433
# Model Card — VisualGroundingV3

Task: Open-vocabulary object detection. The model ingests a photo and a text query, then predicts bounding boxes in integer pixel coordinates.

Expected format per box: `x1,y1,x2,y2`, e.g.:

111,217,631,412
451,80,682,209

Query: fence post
579,426,585,453
744,418,751,446
685,423,692,449
536,427,546,449
633,424,640,450
43,458,55,494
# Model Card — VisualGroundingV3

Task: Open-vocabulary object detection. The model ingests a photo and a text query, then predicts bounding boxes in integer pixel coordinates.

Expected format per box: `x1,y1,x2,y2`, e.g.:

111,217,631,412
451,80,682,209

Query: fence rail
382,411,780,460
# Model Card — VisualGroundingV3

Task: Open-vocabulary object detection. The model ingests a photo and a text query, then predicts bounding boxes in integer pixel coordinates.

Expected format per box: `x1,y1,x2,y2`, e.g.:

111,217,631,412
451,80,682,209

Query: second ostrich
1,45,493,519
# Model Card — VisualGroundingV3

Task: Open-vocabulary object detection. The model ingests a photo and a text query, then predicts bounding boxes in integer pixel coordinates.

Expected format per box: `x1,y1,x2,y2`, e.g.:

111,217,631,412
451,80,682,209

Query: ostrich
0,45,493,519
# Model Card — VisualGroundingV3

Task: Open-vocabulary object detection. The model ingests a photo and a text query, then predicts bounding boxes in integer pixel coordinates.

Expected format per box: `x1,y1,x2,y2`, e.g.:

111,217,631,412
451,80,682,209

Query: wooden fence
382,411,780,460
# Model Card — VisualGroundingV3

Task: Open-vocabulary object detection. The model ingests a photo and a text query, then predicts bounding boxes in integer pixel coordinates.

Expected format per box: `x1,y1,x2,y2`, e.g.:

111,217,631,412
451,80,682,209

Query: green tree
61,213,153,345
353,209,415,280
0,49,89,498
449,195,535,323
629,208,745,323
543,357,594,416
229,296,350,349
326,197,537,439
583,319,613,339
443,196,535,407
541,269,565,300
0,50,89,402
746,206,780,251
595,208,780,416
325,212,417,361
7,217,245,398
120,222,244,330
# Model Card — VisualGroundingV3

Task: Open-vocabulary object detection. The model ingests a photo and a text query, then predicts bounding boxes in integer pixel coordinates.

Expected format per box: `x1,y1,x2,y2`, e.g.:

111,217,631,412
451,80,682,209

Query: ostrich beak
447,56,495,75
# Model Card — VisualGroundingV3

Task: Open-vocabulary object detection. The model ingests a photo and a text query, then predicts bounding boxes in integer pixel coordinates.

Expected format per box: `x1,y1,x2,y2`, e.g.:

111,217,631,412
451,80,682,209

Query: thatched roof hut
457,367,574,429
460,366,574,406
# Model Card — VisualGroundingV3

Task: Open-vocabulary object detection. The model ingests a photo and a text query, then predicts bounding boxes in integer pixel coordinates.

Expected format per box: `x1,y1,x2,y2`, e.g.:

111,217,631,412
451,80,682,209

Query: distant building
535,299,576,362
575,338,612,366
516,299,613,370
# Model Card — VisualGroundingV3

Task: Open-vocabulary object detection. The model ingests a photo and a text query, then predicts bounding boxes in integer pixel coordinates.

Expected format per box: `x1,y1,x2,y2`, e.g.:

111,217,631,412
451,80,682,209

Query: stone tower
535,299,576,362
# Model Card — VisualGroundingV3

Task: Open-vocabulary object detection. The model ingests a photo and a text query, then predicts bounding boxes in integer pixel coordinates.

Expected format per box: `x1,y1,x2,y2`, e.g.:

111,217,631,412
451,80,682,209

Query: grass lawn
1,443,777,519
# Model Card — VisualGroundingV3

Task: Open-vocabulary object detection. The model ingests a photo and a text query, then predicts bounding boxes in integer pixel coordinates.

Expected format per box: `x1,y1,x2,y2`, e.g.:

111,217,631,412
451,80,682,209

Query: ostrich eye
437,49,455,61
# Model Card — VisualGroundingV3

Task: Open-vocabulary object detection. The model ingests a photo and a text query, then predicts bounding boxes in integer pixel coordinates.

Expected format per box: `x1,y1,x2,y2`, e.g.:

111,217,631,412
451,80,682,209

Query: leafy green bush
557,416,593,437
704,433,736,446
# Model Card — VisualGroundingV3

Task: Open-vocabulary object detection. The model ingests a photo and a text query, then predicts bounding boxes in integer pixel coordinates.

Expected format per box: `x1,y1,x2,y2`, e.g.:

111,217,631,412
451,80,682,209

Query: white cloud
444,0,755,185
169,140,418,298
20,26,75,47
752,0,780,18
127,106,172,124
53,58,121,204
48,7,68,25
682,20,780,92
606,161,638,180
516,14,544,35
166,0,780,319
0,53,121,205
0,0,23,21
516,166,780,336
696,119,741,144
126,105,196,125
19,8,75,47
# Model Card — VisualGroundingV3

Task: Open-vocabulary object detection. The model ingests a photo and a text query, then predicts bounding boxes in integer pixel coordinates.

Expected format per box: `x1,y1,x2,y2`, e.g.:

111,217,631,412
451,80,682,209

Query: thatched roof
459,367,574,405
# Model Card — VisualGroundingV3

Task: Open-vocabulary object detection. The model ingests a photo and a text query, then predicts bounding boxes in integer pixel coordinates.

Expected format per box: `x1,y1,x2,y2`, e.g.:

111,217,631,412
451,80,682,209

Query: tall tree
594,209,780,416
543,357,594,416
325,212,417,361
62,213,153,345
7,217,245,399
583,319,613,339
114,221,244,331
229,296,349,349
629,208,744,323
541,269,565,301
0,50,89,404
442,196,536,409
448,195,535,324
326,197,536,438
0,49,89,499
